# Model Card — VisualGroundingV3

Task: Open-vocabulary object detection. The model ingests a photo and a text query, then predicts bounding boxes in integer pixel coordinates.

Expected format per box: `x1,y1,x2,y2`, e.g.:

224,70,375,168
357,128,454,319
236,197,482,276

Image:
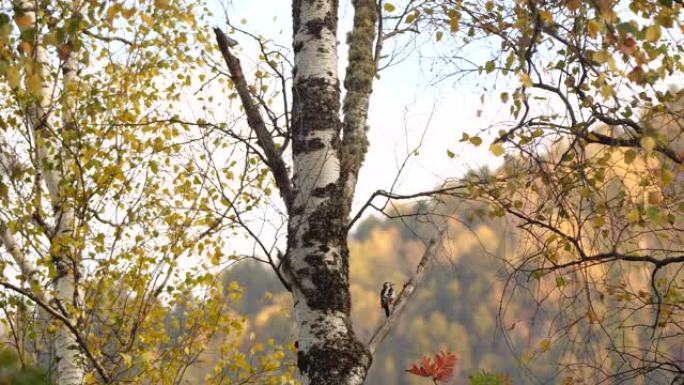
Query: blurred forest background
221,208,522,385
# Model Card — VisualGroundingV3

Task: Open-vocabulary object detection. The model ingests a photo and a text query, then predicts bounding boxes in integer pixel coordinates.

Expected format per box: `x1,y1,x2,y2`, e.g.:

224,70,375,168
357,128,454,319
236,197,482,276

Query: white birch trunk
288,1,371,384
51,42,85,385
14,2,85,383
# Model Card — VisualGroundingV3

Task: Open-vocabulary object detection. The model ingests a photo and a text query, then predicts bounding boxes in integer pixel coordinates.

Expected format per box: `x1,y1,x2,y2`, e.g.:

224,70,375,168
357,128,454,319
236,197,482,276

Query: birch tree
212,1,443,383
0,1,297,384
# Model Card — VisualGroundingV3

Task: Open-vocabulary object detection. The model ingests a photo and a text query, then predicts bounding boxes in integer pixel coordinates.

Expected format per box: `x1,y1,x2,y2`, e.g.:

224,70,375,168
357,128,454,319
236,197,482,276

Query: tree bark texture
286,1,374,384
214,0,382,383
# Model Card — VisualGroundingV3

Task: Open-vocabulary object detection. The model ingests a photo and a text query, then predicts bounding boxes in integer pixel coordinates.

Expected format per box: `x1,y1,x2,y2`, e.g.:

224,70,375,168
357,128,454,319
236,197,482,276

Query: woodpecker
380,282,396,317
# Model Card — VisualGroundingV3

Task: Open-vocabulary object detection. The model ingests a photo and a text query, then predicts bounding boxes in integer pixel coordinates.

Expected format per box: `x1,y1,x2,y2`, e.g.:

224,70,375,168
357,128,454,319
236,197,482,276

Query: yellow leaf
640,136,656,151
592,50,610,64
383,3,396,12
587,19,602,38
600,84,613,99
469,136,483,146
623,149,637,164
436,31,443,41
645,25,661,42
661,168,674,186
489,143,505,157
520,72,533,87
140,13,154,26
593,216,606,227
539,10,554,24
449,15,459,32
105,4,121,22
122,7,136,18
120,352,132,366
540,339,551,353
84,372,97,385
626,209,640,223
607,56,618,72
5,66,20,89
27,73,42,98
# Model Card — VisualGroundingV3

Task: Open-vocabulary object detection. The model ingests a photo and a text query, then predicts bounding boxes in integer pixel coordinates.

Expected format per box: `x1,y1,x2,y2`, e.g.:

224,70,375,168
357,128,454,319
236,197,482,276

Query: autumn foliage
406,350,458,383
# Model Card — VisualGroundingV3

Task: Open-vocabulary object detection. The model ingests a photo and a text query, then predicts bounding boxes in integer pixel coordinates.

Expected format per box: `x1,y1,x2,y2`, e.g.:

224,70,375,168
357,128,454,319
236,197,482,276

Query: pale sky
212,1,505,213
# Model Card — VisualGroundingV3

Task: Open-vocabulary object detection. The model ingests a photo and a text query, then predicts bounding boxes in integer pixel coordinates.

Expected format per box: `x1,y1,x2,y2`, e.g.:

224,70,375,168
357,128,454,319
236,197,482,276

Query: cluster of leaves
468,370,512,385
0,0,295,384
406,350,458,383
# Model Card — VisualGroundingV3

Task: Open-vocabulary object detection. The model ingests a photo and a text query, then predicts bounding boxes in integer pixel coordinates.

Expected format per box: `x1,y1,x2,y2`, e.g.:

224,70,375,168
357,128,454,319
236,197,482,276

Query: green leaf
647,207,660,223
446,149,455,158
661,168,674,186
436,31,443,41
469,136,483,146
383,3,396,12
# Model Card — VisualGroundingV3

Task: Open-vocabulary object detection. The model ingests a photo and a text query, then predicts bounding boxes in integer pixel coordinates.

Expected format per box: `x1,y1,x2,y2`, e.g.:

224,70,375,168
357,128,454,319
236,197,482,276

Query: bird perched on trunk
380,282,396,317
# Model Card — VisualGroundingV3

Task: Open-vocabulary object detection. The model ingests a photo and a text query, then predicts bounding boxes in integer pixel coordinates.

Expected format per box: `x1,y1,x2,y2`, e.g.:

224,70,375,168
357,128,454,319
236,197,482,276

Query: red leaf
406,350,458,383
433,351,458,381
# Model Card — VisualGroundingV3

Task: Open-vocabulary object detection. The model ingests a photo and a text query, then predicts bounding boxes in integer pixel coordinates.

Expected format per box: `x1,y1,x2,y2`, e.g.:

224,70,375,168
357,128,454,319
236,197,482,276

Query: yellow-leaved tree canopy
0,1,293,384
400,0,684,383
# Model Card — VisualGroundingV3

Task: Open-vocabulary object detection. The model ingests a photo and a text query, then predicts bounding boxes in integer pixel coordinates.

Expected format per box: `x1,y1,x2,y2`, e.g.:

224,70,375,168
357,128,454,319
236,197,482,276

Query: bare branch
213,27,294,212
367,235,441,354
82,29,134,45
